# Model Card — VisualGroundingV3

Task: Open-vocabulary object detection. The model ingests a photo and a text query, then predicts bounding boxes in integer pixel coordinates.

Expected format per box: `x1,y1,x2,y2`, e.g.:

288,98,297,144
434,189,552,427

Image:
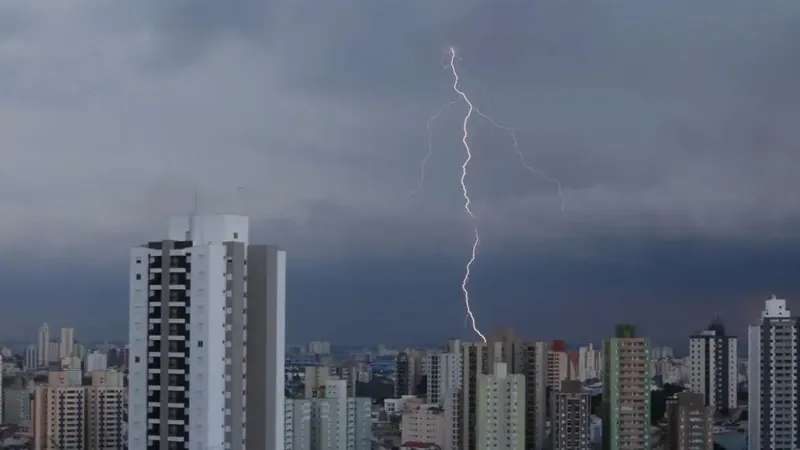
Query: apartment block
33,371,124,450
476,362,525,450
748,296,800,450
551,380,590,450
425,350,462,450
128,215,286,450
602,324,652,450
547,340,569,390
284,399,312,450
665,392,713,450
401,403,446,447
291,379,372,450
689,317,737,411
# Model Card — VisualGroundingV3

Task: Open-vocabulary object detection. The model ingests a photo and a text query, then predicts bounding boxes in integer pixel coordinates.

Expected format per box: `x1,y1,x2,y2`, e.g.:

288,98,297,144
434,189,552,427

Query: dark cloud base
1,237,798,349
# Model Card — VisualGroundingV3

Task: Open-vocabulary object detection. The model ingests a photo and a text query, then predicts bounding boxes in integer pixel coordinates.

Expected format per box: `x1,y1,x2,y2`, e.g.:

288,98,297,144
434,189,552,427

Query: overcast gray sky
0,1,798,347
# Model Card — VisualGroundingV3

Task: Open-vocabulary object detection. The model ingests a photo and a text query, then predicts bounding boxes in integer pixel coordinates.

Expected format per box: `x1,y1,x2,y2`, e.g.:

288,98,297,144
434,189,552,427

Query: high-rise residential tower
689,317,737,411
128,215,286,450
520,340,548,450
59,327,75,359
24,345,37,371
426,348,462,450
484,327,548,450
550,380,591,450
476,362,525,450
460,341,488,450
547,340,569,391
37,323,49,367
748,296,800,450
665,392,713,450
602,324,652,450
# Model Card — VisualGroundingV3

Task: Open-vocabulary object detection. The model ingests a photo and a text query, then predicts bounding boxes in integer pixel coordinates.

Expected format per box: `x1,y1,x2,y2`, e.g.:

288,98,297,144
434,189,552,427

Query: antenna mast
186,186,198,241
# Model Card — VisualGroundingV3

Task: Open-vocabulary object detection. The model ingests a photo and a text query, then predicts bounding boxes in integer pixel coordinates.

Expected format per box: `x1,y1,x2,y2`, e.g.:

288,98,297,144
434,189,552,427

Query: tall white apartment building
37,323,49,367
47,342,59,363
24,345,37,371
426,349,462,450
59,328,75,359
484,328,549,450
308,341,331,355
476,362,525,450
748,296,800,450
689,317,737,411
401,403,446,447
284,399,313,450
85,351,108,374
577,344,602,381
296,379,371,450
128,215,286,450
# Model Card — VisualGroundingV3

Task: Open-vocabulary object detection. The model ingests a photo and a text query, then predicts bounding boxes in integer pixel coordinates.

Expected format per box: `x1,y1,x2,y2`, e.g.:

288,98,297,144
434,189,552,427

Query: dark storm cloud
0,1,799,344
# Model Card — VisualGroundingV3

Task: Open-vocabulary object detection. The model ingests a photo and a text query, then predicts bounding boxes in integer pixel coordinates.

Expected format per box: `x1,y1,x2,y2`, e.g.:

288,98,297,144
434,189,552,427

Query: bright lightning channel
448,46,487,343
445,46,567,343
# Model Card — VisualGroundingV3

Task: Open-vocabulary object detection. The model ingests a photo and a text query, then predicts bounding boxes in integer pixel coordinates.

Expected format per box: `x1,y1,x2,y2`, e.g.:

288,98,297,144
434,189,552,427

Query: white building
426,350,462,450
400,403,446,447
85,351,108,374
128,214,286,450
476,362,524,449
59,328,75,359
284,399,312,450
304,379,371,450
577,344,602,381
37,323,49,367
308,341,331,355
48,342,59,363
24,345,37,371
689,318,737,411
748,296,800,450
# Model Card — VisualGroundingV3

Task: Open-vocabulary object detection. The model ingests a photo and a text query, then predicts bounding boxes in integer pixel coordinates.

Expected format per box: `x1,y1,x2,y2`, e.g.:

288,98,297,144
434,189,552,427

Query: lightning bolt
411,100,459,197
444,46,566,343
472,108,566,212
449,46,487,343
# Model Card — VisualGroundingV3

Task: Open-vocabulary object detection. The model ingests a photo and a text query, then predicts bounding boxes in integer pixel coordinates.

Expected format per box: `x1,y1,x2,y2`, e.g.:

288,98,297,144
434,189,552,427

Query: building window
233,232,239,239
198,341,204,348
136,274,142,280
134,357,140,363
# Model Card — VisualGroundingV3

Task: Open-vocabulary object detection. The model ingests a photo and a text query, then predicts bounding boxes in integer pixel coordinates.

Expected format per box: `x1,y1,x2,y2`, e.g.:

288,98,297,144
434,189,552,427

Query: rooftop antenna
186,185,198,241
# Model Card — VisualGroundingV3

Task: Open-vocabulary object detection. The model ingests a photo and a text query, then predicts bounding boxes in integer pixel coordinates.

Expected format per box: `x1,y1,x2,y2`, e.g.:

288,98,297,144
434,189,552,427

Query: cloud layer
0,0,798,344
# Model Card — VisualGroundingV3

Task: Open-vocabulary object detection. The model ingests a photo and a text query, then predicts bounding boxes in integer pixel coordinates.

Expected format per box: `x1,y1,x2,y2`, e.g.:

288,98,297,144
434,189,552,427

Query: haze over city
1,0,799,346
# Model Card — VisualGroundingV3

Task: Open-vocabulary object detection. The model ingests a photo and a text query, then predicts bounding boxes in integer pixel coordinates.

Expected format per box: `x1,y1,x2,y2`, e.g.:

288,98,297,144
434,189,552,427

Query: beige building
33,371,124,450
401,403,446,447
602,324,652,450
547,350,569,390
481,328,548,450
665,392,713,450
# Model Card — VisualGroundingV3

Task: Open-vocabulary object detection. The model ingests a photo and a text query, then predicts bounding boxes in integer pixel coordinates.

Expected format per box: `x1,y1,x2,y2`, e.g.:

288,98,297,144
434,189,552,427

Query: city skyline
0,1,799,346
